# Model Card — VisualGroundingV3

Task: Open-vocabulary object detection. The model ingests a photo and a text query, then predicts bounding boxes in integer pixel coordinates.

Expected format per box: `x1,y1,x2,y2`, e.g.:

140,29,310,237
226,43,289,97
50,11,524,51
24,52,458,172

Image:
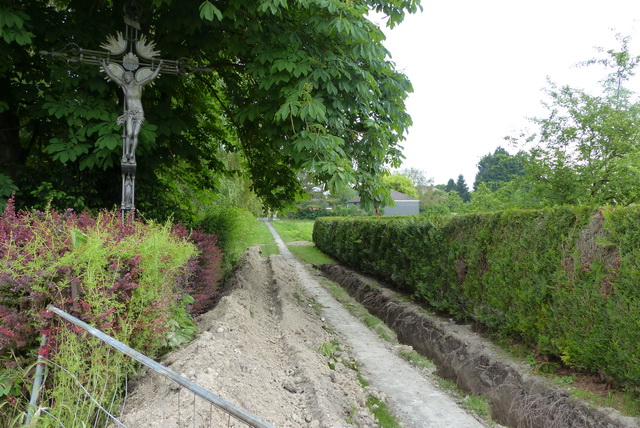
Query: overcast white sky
374,0,640,186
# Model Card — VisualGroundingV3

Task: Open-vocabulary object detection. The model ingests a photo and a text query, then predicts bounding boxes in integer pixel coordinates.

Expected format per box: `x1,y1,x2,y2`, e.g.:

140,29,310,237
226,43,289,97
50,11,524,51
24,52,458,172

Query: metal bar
40,48,181,74
40,49,181,74
25,334,48,426
46,305,274,428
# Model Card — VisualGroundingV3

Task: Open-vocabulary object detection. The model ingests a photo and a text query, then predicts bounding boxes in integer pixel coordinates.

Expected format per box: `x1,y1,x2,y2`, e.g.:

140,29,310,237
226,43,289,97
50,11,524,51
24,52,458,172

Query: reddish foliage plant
185,229,224,315
0,199,225,415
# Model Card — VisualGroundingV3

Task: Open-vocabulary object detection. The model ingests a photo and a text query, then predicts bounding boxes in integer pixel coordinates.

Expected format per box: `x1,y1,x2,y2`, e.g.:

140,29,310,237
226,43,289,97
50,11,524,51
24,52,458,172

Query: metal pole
46,305,274,428
25,334,48,426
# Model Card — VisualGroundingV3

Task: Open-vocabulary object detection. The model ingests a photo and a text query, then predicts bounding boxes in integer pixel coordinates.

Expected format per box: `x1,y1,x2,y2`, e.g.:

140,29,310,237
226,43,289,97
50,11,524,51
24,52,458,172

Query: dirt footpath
264,221,484,428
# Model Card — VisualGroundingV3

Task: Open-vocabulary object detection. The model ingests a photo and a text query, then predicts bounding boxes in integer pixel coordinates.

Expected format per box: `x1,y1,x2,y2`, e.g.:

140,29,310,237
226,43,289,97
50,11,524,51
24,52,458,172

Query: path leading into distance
264,220,484,428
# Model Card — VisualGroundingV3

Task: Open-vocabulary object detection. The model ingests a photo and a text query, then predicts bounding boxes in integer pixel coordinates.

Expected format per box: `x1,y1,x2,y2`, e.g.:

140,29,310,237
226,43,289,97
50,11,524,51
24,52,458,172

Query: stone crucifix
101,38,163,164
99,30,165,216
41,15,181,217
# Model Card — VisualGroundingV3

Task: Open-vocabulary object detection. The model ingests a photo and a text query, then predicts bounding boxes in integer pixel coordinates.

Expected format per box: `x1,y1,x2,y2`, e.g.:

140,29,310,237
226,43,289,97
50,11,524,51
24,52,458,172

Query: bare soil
117,247,380,427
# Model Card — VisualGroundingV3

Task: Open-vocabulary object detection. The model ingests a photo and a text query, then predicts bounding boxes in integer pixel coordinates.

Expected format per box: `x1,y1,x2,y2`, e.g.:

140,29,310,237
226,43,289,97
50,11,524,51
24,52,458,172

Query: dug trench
318,263,640,428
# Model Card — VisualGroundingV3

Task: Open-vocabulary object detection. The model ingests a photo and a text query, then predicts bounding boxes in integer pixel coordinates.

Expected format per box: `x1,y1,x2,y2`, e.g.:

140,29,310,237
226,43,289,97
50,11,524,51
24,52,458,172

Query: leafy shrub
0,175,17,212
197,205,256,272
332,204,367,217
282,207,334,220
181,228,224,315
0,198,223,426
314,207,640,389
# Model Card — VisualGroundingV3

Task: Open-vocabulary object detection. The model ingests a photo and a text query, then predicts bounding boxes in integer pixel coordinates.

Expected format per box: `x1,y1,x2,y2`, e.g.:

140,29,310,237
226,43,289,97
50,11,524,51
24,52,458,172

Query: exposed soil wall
319,264,640,428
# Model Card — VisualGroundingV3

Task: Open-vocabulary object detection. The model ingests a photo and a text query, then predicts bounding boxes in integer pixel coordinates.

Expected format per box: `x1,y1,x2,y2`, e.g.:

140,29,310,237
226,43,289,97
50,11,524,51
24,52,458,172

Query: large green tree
382,173,418,197
397,167,431,188
473,146,525,191
397,166,434,207
455,174,470,202
510,35,640,206
0,0,418,218
444,178,456,193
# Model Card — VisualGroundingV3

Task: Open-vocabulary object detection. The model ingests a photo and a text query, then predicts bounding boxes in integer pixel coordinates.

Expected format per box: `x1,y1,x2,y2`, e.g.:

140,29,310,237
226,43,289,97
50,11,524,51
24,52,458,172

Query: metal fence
26,305,273,428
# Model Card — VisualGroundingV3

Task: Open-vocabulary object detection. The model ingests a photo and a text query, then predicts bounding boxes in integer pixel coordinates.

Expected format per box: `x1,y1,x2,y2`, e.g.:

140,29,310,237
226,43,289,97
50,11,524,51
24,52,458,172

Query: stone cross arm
40,44,181,75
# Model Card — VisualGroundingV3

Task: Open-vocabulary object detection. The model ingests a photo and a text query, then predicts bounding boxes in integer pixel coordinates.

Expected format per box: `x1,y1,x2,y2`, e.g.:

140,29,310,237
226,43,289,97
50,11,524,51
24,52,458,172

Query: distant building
347,190,419,216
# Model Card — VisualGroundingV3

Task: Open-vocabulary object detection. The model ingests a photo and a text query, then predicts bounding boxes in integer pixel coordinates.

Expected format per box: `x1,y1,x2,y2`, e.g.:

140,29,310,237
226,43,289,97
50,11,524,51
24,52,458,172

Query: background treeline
374,35,640,217
313,207,640,391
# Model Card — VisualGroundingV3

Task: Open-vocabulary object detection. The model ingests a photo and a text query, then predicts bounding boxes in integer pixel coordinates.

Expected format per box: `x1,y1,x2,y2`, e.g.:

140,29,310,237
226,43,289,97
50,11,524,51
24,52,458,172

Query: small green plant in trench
397,348,435,371
462,395,492,420
437,378,495,423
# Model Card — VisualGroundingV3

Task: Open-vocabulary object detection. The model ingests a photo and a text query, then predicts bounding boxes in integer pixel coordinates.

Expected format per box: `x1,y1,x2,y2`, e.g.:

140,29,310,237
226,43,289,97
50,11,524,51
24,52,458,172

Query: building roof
347,189,419,203
390,189,419,201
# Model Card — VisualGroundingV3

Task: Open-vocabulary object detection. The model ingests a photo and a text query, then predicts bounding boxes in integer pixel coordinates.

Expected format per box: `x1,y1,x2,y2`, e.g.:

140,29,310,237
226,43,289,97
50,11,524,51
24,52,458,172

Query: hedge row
313,206,640,388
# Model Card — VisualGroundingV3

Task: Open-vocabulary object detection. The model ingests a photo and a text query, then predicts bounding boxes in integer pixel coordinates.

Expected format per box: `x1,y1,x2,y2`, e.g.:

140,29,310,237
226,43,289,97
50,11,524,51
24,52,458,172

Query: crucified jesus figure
101,59,162,162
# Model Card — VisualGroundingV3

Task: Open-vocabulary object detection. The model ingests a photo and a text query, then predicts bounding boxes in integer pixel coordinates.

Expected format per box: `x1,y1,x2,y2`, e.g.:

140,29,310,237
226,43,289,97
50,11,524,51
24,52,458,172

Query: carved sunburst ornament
100,32,127,55
136,35,160,59
100,32,160,72
122,52,139,71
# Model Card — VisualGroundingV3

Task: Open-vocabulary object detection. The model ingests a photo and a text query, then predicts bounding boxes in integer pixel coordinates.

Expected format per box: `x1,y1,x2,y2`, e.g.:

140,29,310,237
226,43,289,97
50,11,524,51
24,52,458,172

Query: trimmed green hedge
313,207,640,388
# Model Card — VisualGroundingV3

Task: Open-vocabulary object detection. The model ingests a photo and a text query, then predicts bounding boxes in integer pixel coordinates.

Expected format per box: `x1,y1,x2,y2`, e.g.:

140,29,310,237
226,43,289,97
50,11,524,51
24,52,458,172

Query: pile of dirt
116,248,379,427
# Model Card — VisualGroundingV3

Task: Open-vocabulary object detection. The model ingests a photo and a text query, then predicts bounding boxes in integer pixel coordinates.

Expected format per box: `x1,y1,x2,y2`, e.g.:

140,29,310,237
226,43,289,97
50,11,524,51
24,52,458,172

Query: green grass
505,341,640,417
569,388,640,417
357,372,370,388
268,219,334,264
436,378,496,424
287,245,334,265
463,395,492,420
246,220,278,257
366,396,401,428
270,219,315,242
396,348,436,371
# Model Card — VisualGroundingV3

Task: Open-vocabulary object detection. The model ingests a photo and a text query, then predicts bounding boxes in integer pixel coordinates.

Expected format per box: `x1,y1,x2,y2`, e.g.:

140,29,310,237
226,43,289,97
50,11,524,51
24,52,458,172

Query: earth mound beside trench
116,248,379,428
319,263,640,428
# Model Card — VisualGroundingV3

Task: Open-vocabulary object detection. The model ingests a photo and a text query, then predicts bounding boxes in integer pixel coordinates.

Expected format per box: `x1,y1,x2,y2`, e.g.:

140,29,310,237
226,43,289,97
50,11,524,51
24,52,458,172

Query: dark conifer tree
455,174,470,202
